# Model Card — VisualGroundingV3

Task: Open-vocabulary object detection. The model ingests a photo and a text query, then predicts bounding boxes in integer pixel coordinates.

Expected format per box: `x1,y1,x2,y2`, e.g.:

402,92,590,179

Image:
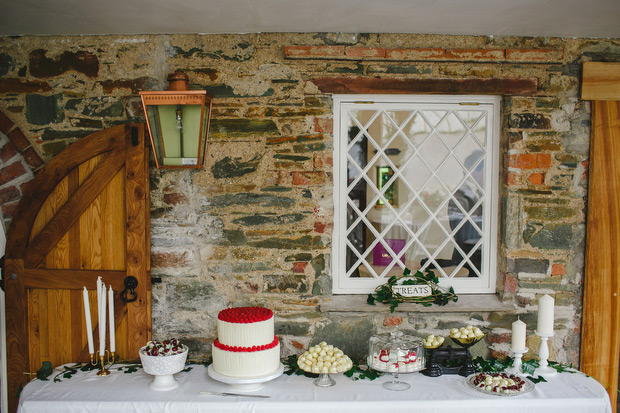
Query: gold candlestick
95,351,110,376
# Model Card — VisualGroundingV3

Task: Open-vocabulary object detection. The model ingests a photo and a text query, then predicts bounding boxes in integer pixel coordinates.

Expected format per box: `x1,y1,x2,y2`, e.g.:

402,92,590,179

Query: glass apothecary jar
368,330,425,390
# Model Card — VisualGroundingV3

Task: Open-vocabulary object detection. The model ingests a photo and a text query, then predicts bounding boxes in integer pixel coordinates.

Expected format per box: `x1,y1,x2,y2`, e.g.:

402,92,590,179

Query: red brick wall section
284,46,564,63
0,110,44,228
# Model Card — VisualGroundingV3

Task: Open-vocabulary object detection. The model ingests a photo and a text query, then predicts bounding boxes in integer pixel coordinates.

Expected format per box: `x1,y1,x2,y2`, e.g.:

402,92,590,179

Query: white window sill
320,294,514,313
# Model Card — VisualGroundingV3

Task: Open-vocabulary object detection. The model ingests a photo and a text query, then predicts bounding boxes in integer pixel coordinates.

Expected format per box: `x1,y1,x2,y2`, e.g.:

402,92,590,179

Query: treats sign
392,282,432,297
367,268,458,312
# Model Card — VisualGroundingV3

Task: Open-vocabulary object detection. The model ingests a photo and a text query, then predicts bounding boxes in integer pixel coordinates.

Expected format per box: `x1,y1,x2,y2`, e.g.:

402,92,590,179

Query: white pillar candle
108,285,115,353
99,281,107,354
82,287,94,354
536,294,555,335
511,319,527,351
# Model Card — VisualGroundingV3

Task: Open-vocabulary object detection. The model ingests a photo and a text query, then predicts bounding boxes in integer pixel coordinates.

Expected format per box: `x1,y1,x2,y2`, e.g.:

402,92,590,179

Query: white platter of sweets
139,339,188,391
297,342,353,387
467,372,534,396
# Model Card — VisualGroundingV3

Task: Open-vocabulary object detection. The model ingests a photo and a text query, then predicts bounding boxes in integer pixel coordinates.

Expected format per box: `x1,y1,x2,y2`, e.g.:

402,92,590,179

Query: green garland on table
51,363,99,382
473,356,577,384
283,355,382,381
367,268,458,312
36,360,193,382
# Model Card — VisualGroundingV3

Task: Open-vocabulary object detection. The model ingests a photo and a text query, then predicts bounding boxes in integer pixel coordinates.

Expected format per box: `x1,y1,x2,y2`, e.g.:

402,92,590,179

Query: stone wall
1,32,619,365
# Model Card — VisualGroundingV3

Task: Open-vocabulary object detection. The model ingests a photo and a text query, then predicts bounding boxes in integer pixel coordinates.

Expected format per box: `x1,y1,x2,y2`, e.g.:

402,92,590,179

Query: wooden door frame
0,220,7,413
580,62,620,411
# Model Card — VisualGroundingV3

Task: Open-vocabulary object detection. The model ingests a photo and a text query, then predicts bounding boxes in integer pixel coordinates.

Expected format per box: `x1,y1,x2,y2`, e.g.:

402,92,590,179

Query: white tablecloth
18,364,612,413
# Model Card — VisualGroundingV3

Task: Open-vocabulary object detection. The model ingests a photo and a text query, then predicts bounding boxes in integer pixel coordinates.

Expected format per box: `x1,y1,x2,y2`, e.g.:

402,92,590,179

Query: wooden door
4,124,151,413
581,62,620,412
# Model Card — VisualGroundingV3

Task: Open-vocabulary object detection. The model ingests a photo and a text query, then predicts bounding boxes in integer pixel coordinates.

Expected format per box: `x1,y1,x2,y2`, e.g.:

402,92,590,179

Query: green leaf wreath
367,268,458,312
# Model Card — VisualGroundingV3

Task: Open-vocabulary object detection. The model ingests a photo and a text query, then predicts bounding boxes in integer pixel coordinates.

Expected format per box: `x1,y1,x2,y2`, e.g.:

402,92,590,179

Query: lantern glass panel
145,103,206,167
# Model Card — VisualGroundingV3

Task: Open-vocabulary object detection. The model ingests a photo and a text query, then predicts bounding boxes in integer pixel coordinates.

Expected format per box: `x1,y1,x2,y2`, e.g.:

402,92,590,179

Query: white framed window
332,95,500,294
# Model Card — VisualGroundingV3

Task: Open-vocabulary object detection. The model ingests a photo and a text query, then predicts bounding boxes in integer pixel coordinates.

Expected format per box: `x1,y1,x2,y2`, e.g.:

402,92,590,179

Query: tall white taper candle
82,287,94,354
536,294,555,335
511,319,526,351
108,285,115,353
99,281,106,355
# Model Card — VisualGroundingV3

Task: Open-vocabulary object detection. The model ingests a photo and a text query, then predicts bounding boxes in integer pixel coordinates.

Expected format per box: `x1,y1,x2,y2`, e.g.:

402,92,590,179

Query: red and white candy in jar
368,330,425,373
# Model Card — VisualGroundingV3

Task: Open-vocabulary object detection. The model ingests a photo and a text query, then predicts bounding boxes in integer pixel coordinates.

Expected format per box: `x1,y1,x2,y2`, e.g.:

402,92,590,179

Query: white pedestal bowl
139,346,189,391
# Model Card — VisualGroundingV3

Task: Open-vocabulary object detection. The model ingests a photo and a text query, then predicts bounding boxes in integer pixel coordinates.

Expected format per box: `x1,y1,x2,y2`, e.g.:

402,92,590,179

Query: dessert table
18,363,611,413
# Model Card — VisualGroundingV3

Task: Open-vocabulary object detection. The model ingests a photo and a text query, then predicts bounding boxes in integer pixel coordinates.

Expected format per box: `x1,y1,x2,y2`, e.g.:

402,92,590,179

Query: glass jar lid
369,330,422,350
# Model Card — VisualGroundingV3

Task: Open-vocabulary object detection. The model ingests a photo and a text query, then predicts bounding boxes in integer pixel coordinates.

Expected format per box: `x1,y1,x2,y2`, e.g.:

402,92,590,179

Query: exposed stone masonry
0,111,44,226
1,32,619,364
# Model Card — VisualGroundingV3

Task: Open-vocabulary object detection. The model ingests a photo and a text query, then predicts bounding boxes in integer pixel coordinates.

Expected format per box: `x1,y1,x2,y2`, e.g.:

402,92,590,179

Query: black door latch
120,276,138,303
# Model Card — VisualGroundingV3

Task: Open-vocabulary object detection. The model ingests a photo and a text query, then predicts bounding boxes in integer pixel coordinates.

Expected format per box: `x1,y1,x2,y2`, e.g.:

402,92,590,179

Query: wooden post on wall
581,62,620,411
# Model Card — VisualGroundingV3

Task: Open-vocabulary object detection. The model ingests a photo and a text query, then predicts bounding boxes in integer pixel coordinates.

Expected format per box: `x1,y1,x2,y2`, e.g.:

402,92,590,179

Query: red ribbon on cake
213,336,279,352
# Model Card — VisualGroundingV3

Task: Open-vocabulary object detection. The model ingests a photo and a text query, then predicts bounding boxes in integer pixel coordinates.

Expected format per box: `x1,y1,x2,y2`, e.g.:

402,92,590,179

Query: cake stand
207,363,284,392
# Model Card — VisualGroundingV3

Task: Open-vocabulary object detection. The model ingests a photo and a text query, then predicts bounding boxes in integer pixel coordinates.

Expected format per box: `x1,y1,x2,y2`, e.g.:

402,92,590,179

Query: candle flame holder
90,351,111,376
507,347,528,375
534,330,556,377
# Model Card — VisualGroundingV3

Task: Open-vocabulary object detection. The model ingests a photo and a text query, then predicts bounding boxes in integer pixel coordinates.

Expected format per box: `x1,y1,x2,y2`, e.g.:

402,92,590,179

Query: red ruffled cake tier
218,306,273,323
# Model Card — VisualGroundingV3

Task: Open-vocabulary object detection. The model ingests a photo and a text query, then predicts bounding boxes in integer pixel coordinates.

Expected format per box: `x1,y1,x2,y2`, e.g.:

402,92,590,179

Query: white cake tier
217,317,274,347
212,342,281,378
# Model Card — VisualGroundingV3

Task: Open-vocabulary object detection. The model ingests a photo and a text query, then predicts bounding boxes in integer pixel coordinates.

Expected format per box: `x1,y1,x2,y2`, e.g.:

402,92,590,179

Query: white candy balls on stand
449,325,485,346
423,334,445,349
297,341,353,387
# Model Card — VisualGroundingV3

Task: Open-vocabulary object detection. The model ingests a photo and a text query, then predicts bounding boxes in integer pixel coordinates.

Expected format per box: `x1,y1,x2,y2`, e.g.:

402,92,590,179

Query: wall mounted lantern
140,71,212,168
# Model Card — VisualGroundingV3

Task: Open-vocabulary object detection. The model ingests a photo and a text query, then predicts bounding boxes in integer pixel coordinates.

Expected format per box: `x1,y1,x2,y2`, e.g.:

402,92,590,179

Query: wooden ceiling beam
582,62,620,100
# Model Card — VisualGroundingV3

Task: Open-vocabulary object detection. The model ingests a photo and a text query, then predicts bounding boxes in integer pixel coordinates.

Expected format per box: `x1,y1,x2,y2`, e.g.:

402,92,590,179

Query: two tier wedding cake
211,306,281,378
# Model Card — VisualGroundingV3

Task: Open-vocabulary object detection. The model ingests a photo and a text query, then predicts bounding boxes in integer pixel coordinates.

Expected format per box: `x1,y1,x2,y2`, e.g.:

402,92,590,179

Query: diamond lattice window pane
422,219,450,258
436,111,468,149
450,176,483,216
418,133,450,170
347,137,371,176
400,154,433,192
459,110,487,145
420,110,447,128
387,134,415,167
420,175,450,212
345,244,361,277
351,261,376,279
405,198,433,228
346,202,359,229
347,220,368,257
455,136,485,171
403,112,433,148
351,110,380,128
